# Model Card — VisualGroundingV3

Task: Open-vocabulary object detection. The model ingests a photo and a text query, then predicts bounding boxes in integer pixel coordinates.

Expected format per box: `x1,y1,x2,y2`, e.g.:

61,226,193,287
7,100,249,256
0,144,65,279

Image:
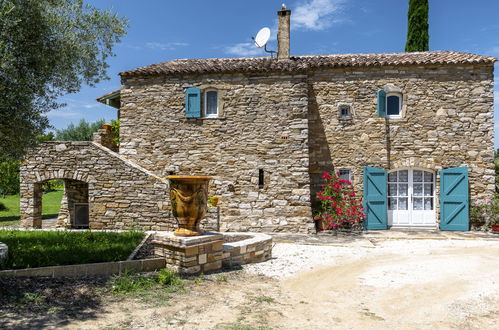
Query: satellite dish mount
252,27,276,57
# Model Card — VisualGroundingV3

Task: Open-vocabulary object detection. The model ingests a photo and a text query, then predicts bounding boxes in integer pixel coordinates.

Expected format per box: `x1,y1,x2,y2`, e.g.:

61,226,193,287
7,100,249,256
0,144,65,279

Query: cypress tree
405,0,429,52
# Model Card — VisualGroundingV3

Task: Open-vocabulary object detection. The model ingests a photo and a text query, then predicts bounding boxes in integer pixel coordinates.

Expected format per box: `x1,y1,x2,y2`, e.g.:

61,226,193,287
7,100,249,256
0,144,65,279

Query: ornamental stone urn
167,175,211,236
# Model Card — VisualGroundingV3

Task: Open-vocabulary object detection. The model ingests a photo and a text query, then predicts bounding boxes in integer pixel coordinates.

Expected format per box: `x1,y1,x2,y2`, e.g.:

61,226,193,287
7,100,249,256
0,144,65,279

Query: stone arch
390,157,437,171
32,169,93,184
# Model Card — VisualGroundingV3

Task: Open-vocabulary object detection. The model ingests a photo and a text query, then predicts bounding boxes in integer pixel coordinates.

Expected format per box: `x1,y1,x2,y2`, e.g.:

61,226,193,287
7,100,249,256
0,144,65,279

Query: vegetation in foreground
0,230,144,269
0,190,63,227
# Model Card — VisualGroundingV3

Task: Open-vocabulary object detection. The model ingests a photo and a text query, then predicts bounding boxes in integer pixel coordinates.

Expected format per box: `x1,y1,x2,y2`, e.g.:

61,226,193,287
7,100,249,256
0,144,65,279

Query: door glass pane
388,198,397,210
398,170,408,182
413,184,423,196
388,172,397,182
423,184,433,197
388,184,397,196
413,170,423,182
424,198,433,210
424,172,433,182
399,198,408,210
398,184,408,196
413,197,423,210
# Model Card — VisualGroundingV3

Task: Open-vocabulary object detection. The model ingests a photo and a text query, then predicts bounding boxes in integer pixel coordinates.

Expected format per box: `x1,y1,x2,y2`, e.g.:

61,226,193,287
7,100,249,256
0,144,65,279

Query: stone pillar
57,183,70,227
277,4,291,61
93,128,118,152
20,182,42,228
0,242,7,268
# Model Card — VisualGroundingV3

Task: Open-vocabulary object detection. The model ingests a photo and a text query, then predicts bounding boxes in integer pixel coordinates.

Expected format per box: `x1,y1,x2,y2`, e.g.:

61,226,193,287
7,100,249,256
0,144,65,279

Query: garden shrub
314,171,366,231
470,198,499,229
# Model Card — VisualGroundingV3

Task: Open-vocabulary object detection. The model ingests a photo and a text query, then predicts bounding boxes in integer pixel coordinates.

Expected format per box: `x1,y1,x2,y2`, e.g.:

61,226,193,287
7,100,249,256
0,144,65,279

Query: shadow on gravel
0,276,108,329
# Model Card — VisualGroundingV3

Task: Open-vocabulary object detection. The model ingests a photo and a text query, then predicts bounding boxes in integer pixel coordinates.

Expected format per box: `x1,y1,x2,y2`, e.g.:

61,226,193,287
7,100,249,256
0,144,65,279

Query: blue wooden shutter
185,87,201,118
377,90,386,117
363,166,388,230
439,166,469,231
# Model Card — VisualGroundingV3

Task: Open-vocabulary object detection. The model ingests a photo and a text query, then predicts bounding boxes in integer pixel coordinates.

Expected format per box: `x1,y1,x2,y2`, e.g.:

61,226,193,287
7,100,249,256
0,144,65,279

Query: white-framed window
338,169,352,183
338,104,351,119
204,90,218,118
386,93,402,118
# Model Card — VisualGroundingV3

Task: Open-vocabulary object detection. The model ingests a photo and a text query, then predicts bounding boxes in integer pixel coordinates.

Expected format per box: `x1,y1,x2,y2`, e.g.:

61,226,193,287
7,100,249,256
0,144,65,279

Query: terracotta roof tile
120,51,497,77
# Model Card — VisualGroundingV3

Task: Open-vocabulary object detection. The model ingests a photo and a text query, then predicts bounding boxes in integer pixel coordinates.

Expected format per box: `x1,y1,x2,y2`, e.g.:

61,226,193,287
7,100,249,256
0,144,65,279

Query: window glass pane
424,184,433,197
398,170,408,182
424,198,433,210
413,170,423,182
388,198,397,210
424,172,433,182
413,198,423,210
399,198,408,210
338,169,351,182
206,91,217,115
413,184,423,196
388,172,397,182
388,184,397,196
340,106,350,118
386,95,400,116
398,184,408,196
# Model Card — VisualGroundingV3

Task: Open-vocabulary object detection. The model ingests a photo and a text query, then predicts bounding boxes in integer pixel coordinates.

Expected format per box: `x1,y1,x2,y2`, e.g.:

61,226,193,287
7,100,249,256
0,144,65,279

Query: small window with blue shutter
377,89,403,118
185,87,201,118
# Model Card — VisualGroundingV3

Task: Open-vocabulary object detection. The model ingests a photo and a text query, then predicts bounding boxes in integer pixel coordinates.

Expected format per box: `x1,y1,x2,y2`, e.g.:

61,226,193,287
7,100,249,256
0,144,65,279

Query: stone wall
20,141,173,230
120,73,312,233
120,63,495,231
308,64,495,221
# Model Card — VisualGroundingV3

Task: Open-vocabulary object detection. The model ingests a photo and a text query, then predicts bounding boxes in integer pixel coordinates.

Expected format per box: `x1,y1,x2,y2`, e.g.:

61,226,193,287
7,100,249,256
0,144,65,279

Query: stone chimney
277,4,291,61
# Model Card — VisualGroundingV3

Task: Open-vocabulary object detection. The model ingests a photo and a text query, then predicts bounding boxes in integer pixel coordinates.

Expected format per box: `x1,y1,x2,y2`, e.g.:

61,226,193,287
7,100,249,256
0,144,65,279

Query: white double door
387,169,436,227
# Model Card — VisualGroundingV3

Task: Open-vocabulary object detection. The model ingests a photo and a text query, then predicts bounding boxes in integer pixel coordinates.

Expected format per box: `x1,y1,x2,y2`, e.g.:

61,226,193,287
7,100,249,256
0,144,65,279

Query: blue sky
49,0,499,147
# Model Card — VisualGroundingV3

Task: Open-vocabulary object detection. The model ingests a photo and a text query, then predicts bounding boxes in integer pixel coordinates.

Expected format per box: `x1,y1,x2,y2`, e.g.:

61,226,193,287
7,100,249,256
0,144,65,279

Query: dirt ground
1,238,498,329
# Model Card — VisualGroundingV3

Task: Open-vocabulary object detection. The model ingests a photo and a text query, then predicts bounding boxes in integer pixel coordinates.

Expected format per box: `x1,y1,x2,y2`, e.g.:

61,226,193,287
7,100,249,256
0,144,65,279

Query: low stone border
0,258,165,278
222,232,272,268
0,242,7,267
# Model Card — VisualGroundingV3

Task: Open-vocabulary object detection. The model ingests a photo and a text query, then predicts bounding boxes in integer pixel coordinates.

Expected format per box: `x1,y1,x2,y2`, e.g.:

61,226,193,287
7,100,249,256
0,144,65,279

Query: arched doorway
387,169,436,227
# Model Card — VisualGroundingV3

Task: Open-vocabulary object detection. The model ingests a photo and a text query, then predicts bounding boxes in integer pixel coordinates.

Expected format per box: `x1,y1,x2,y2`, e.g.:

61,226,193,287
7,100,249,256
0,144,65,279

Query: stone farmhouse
20,6,496,233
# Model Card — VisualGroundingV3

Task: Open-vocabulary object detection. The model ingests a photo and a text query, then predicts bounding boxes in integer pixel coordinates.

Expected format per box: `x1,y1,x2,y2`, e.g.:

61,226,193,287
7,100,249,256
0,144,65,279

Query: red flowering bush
314,171,366,231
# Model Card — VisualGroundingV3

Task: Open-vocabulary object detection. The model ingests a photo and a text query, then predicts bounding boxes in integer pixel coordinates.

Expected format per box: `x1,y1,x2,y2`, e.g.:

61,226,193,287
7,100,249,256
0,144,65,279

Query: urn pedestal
167,175,211,237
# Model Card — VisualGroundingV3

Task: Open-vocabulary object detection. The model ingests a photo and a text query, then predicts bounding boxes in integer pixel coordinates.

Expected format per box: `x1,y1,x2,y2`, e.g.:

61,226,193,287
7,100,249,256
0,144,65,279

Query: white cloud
292,0,347,31
225,42,265,57
145,42,189,51
83,103,100,109
46,109,81,119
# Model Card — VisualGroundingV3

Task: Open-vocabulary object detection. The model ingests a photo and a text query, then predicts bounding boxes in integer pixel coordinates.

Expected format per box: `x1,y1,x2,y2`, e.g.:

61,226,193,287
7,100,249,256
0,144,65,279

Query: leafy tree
405,0,429,52
56,119,105,141
0,0,128,161
0,160,20,195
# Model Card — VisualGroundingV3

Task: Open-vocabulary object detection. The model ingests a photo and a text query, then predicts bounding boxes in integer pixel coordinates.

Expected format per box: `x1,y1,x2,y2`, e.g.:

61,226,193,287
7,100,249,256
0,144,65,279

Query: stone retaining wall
0,258,165,278
222,233,272,268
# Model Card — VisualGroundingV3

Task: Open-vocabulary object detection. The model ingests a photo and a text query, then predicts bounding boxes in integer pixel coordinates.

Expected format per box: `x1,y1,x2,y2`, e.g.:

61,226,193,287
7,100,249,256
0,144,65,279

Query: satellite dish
254,27,271,48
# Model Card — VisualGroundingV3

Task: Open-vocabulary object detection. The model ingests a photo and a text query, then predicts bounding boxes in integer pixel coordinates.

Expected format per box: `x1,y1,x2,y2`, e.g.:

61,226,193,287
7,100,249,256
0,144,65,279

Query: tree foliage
56,119,105,141
405,0,429,52
0,0,128,160
0,160,20,195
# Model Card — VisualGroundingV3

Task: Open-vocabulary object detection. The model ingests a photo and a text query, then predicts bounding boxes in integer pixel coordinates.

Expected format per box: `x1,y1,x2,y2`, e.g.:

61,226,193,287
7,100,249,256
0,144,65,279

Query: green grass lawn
0,190,63,227
0,230,145,270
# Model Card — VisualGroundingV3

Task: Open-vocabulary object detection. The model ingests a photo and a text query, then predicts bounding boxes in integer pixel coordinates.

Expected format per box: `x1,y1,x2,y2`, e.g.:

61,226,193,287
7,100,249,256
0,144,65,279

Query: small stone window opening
339,104,351,119
386,93,402,118
258,169,265,189
204,90,218,118
338,169,352,183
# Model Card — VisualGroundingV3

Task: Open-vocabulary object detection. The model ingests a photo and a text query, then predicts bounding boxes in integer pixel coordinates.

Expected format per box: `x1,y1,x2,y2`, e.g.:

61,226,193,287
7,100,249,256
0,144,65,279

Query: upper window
386,94,402,118
204,90,218,118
